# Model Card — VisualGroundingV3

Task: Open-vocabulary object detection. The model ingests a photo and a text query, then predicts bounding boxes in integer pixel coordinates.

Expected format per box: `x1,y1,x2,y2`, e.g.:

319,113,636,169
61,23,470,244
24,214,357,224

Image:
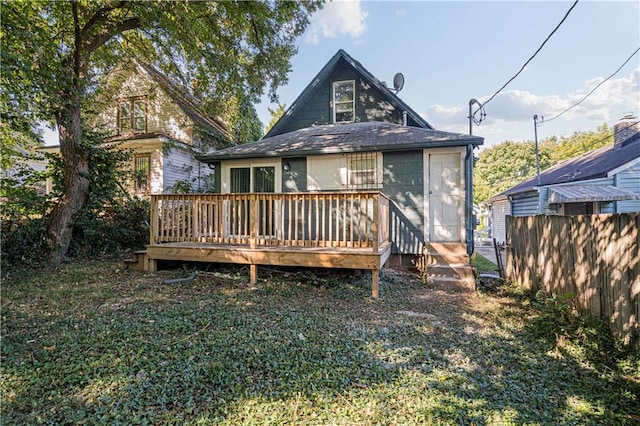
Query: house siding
95,68,195,144
163,146,213,192
275,61,419,135
282,157,307,192
383,151,424,254
511,194,540,216
615,162,640,212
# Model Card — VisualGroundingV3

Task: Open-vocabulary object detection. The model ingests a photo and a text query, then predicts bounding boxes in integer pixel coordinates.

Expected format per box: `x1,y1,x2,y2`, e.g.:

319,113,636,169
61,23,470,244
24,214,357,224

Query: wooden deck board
147,241,391,270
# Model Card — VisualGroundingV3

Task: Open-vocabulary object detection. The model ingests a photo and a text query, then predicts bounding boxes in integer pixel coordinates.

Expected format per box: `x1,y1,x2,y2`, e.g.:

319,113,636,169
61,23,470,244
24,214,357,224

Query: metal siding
615,162,640,212
601,202,615,214
512,195,539,216
282,157,307,192
383,151,424,254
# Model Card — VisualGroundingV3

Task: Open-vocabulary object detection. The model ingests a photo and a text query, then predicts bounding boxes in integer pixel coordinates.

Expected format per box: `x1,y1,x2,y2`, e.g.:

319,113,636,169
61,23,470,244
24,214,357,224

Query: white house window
347,152,379,189
118,98,147,133
333,80,355,123
134,154,151,193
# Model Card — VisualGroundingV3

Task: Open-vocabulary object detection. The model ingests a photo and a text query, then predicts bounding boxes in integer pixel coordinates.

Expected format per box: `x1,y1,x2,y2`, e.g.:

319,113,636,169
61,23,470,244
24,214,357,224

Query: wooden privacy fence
150,192,390,250
506,213,640,347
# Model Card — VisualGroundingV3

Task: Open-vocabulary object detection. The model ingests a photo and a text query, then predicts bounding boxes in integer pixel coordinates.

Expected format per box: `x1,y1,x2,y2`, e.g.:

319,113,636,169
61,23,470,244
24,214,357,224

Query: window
134,155,150,193
118,98,147,133
253,167,275,193
230,168,250,193
347,152,379,189
229,166,275,193
333,80,355,123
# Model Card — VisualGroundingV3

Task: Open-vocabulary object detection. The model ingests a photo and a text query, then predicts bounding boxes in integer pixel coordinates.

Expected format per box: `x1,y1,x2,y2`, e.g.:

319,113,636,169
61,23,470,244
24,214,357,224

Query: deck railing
150,192,390,250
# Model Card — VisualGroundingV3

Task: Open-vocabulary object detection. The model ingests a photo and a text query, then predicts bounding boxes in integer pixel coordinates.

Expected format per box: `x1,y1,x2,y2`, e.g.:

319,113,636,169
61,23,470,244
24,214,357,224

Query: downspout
465,144,474,256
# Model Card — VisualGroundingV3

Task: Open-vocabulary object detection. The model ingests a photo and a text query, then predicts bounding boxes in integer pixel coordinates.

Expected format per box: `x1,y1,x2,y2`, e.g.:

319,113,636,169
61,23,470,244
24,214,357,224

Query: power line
577,119,640,152
481,120,640,189
543,47,640,123
472,0,580,122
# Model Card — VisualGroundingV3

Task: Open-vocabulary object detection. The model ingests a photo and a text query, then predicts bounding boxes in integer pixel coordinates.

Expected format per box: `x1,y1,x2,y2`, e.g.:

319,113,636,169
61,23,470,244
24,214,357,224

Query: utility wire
473,0,580,122
543,47,640,123
497,120,640,187
576,119,640,152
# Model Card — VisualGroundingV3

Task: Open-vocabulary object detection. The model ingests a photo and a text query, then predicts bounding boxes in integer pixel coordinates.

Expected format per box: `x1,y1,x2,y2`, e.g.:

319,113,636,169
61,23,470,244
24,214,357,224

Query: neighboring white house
485,114,640,242
40,60,233,195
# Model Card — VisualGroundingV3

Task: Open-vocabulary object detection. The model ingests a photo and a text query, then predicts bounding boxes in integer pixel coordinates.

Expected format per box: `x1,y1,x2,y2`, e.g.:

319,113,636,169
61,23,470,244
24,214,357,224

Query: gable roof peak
265,49,434,138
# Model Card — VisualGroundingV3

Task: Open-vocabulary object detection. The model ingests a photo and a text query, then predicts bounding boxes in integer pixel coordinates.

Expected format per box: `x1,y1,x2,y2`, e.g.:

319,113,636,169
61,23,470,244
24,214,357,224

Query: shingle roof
487,133,640,201
137,61,234,145
265,49,434,138
199,121,482,161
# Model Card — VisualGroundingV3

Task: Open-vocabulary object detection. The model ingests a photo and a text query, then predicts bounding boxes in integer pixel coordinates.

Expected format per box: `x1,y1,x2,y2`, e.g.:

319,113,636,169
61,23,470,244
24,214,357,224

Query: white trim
332,80,356,123
607,156,640,178
221,158,282,193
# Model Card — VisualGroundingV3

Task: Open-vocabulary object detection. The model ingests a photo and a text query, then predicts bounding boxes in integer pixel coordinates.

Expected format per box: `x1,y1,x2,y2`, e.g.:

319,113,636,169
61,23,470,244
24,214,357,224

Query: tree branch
81,17,141,59
79,1,126,40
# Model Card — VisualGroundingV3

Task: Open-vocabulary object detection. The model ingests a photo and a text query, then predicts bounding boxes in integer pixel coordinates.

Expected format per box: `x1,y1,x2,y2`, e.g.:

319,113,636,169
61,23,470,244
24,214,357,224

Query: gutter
465,144,474,256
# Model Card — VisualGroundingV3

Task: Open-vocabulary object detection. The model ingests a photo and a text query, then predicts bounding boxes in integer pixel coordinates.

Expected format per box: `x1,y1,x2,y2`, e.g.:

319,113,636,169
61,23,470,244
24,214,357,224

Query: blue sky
255,0,640,148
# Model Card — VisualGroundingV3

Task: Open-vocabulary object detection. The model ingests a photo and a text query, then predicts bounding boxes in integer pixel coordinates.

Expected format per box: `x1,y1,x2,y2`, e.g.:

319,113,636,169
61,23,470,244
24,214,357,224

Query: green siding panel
383,151,425,254
278,61,411,134
282,157,307,192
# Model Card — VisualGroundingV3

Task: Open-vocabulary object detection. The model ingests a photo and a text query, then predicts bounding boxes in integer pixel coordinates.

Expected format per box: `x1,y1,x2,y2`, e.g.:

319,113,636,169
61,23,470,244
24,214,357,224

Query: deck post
250,194,258,249
250,264,258,284
147,257,158,272
372,268,379,298
150,195,157,245
372,194,379,252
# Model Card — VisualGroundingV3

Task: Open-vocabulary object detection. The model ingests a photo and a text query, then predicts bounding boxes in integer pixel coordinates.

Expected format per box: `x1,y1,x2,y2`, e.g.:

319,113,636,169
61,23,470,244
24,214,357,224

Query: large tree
1,0,322,265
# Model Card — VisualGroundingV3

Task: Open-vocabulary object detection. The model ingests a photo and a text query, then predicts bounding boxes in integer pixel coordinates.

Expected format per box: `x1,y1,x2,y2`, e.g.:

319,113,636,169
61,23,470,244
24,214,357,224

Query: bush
530,290,618,366
69,197,150,257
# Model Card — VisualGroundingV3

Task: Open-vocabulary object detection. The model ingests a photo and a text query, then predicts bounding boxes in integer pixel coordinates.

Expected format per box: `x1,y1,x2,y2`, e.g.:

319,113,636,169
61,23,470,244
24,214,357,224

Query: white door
427,153,461,241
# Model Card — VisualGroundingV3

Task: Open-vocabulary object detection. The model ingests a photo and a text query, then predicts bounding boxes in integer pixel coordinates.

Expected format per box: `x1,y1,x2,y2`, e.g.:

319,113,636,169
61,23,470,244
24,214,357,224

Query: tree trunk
47,106,90,266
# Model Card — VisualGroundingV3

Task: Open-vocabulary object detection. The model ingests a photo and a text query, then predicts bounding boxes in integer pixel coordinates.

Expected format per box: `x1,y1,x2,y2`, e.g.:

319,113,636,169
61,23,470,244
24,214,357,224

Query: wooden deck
145,192,392,297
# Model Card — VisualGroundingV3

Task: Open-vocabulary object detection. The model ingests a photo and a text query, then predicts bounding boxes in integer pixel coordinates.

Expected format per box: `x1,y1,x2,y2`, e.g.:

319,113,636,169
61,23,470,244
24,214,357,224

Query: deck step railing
150,192,390,250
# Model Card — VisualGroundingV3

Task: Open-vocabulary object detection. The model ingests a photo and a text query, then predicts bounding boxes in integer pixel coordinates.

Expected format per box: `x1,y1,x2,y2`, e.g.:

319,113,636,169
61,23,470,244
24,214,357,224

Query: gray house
486,114,640,242
200,50,483,262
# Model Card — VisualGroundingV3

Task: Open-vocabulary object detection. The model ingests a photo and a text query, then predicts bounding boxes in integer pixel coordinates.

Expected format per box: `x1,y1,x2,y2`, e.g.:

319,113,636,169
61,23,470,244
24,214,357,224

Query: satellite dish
392,72,405,93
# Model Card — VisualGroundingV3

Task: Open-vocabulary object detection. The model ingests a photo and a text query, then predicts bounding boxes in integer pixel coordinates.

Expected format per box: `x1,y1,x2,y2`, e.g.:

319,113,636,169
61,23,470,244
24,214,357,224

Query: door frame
423,147,465,242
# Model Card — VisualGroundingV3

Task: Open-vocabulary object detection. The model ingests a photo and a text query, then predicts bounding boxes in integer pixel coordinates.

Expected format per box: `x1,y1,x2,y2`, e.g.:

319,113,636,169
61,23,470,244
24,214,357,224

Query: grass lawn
2,260,638,425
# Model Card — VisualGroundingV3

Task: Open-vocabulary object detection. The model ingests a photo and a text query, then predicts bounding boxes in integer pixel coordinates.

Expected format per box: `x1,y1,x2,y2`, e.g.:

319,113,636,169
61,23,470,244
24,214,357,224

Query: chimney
614,113,639,148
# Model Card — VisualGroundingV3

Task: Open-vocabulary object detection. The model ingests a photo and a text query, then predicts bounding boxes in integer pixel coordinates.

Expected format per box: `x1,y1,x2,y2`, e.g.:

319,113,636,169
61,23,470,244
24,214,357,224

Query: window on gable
118,98,147,134
347,152,379,190
134,154,151,193
333,80,355,123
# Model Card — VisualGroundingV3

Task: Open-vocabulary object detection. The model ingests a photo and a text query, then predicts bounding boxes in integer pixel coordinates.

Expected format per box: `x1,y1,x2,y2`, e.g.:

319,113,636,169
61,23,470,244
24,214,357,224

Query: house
485,114,640,242
201,50,482,255
40,60,233,195
134,49,483,296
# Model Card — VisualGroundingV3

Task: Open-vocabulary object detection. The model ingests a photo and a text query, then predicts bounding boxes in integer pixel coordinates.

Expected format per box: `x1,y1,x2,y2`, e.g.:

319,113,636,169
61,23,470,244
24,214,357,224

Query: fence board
506,213,639,348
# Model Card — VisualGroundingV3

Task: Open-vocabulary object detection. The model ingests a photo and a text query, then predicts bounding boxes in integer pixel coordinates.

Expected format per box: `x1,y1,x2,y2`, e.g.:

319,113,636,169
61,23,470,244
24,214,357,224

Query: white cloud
424,68,640,130
305,0,367,44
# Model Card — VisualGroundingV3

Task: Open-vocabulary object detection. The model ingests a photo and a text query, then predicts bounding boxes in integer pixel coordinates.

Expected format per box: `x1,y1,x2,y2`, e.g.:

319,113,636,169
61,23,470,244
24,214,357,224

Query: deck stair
123,250,148,271
422,243,475,290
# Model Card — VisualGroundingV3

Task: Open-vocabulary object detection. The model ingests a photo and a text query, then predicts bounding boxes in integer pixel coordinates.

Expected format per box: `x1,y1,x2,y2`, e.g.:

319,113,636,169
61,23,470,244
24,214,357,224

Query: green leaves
2,261,638,424
475,125,617,204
